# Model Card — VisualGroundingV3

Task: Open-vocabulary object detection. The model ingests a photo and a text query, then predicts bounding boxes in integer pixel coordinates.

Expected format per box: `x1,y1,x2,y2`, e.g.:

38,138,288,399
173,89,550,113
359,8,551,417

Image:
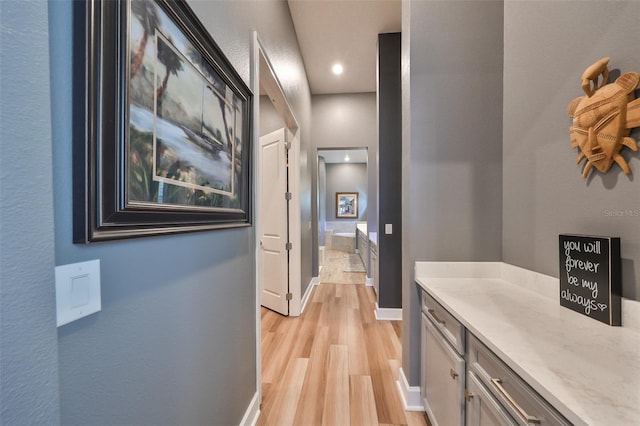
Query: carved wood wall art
567,57,640,178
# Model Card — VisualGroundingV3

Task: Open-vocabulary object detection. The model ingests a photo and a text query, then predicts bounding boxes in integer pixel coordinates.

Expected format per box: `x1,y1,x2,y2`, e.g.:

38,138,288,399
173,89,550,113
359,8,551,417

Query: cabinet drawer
467,333,570,426
422,291,465,355
466,370,516,426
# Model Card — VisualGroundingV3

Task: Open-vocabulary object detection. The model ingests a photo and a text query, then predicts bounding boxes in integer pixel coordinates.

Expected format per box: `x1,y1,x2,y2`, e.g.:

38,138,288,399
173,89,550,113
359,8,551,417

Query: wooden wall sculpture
567,57,640,178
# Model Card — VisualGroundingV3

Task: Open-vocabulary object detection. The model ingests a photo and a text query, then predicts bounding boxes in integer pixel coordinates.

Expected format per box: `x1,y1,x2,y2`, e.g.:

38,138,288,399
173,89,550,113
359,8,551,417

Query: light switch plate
385,224,393,234
55,259,101,327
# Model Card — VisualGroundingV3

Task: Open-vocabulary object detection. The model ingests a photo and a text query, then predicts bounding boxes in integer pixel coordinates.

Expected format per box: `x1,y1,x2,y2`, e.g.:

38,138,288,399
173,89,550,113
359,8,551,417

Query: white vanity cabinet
370,240,378,297
356,227,368,271
421,292,465,426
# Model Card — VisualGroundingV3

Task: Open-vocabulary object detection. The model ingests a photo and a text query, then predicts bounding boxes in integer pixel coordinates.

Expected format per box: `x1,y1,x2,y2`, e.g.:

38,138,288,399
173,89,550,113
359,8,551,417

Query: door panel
424,316,465,426
259,128,288,315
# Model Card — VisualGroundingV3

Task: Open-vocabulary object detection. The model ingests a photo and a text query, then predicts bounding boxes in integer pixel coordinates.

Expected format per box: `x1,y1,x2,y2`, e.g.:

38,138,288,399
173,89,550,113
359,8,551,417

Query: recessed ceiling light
344,153,350,162
332,63,344,75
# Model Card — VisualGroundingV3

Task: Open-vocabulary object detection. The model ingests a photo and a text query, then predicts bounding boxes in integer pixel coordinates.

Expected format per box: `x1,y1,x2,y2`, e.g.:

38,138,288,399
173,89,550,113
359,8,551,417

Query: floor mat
343,254,366,272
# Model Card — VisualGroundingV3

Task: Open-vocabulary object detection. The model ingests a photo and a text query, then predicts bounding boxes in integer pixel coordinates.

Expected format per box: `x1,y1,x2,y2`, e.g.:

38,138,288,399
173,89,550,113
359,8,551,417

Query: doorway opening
316,148,370,285
252,31,301,414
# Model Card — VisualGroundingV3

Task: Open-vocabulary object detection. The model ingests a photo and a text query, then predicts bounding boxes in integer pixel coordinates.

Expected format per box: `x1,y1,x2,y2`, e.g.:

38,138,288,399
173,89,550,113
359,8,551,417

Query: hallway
258,250,430,425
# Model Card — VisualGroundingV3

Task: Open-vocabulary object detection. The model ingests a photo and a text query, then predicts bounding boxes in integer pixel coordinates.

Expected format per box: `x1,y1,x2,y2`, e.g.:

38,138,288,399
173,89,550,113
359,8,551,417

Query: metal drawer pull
450,369,458,380
491,378,541,424
427,309,446,325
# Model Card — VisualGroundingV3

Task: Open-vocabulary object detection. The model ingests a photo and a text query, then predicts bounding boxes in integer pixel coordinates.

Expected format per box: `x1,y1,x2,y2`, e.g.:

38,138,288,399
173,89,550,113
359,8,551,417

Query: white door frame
251,31,301,410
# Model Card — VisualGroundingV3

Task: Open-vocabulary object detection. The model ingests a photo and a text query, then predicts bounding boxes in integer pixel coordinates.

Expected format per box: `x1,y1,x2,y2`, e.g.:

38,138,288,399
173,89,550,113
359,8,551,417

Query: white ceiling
287,0,401,95
319,148,368,164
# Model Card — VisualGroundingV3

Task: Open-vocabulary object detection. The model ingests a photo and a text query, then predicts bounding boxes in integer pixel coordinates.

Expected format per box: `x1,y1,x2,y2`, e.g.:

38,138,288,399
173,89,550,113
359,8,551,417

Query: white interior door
259,128,289,315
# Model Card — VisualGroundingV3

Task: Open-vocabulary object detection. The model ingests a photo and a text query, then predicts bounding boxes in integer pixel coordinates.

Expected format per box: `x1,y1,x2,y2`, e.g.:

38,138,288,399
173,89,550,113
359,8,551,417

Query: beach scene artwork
127,0,244,209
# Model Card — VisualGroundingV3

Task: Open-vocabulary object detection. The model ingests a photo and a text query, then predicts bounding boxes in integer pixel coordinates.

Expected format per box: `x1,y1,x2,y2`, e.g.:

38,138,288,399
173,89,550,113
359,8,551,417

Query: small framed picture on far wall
336,192,358,219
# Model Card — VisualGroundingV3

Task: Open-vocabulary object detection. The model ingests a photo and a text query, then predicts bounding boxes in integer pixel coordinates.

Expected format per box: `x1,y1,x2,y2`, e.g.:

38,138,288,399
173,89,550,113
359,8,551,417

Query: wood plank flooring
258,250,430,426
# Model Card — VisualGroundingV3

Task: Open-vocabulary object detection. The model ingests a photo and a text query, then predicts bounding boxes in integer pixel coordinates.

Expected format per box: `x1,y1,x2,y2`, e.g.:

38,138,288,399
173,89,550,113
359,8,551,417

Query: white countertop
416,265,640,426
356,223,367,235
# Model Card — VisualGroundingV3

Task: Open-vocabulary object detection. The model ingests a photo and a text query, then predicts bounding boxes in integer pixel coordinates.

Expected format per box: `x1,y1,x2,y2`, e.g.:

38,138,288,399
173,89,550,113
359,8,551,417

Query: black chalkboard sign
559,234,621,326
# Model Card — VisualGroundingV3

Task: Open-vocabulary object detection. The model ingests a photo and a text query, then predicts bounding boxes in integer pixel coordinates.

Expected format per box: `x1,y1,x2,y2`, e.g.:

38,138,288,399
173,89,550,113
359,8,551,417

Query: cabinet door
467,371,516,426
424,315,465,426
420,313,429,408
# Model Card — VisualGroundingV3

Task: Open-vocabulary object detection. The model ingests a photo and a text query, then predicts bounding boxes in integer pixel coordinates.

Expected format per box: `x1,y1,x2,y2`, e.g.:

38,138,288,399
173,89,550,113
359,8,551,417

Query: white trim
396,368,424,411
238,391,260,426
365,277,374,287
288,130,302,317
300,277,319,314
375,303,402,320
250,31,262,416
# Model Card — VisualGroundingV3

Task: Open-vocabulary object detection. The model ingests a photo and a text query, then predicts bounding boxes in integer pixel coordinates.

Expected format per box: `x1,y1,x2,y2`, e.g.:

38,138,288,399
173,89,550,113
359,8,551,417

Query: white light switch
56,260,101,327
385,224,393,234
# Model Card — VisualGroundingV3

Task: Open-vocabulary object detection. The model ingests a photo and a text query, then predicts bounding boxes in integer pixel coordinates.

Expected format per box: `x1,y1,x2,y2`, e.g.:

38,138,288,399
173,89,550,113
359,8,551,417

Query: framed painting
336,192,358,219
73,0,252,242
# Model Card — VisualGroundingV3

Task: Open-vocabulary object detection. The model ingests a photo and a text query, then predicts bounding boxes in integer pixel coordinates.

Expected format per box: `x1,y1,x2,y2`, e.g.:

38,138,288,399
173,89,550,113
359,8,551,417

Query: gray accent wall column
377,33,403,309
401,0,504,386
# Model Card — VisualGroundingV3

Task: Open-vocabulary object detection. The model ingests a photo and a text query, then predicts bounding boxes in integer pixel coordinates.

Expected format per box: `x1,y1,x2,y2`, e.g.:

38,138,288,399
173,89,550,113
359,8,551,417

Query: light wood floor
258,249,430,426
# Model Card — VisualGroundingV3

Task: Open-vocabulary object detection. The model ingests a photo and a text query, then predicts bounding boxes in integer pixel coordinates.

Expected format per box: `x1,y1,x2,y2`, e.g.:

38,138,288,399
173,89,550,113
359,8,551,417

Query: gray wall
311,93,378,276
325,162,368,222
503,0,640,300
260,95,286,136
0,1,310,424
402,0,504,385
378,33,403,309
0,2,60,424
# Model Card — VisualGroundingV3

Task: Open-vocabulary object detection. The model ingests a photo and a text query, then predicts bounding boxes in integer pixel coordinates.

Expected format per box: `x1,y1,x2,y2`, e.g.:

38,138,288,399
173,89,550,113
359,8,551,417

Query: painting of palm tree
127,0,245,209
75,0,251,241
130,0,159,78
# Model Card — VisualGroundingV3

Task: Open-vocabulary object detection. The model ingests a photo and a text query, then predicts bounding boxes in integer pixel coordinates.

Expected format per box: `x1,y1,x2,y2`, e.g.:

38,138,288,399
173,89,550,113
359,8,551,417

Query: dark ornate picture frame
73,0,252,243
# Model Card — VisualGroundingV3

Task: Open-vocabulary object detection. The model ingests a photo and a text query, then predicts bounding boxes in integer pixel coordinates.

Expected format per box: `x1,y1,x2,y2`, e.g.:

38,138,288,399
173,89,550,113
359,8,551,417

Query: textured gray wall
0,2,61,424
503,0,640,300
311,93,378,276
325,163,368,222
47,0,311,424
402,0,504,385
260,95,286,136
378,33,403,309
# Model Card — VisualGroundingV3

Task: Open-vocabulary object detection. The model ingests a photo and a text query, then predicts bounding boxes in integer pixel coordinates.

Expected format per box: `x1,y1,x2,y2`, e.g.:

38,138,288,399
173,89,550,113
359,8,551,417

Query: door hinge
285,192,292,200
285,242,293,251
465,389,474,401
286,293,293,301
284,141,292,150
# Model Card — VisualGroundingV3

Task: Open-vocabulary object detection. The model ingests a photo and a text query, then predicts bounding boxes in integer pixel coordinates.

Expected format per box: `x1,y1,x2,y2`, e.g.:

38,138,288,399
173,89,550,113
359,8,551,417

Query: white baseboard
396,368,424,411
365,277,373,287
239,391,260,426
300,277,319,314
375,303,402,320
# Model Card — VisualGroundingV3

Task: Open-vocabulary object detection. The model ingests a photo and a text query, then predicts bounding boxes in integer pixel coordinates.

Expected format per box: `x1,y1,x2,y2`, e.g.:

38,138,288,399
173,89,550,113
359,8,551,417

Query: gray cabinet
467,334,570,426
419,287,570,426
466,371,516,426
